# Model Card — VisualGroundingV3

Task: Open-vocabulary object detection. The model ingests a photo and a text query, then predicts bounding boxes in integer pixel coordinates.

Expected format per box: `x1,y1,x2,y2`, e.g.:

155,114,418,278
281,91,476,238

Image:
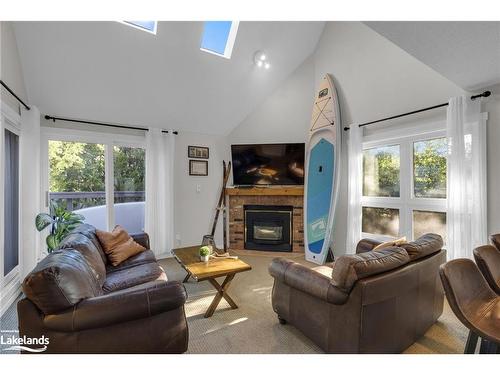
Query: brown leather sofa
18,224,188,354
269,233,445,353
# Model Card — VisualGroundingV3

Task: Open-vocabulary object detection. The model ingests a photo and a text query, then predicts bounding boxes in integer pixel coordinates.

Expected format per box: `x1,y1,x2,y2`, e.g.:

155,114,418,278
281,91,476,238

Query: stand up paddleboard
304,74,342,265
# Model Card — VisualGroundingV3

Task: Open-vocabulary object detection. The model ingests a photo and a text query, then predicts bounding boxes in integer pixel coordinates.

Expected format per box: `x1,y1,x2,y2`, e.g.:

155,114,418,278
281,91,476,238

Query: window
121,21,157,34
200,21,239,58
44,131,145,233
363,145,400,197
113,146,145,232
3,129,19,276
361,127,447,242
49,140,107,229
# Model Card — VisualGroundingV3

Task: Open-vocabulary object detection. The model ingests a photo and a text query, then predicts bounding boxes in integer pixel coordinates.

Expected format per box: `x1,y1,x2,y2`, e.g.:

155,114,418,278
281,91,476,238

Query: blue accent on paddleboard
309,239,325,252
306,138,335,254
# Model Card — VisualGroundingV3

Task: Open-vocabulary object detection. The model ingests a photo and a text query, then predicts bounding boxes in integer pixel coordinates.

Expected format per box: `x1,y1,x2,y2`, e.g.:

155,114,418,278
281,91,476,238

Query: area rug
0,253,469,354
159,253,469,354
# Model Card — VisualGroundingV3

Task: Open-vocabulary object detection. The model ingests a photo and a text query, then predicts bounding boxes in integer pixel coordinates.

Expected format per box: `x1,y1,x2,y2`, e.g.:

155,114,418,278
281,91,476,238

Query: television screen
231,143,305,186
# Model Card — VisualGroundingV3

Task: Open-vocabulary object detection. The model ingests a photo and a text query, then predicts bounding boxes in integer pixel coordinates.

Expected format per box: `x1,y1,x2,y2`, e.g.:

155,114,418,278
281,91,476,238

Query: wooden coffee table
172,246,252,318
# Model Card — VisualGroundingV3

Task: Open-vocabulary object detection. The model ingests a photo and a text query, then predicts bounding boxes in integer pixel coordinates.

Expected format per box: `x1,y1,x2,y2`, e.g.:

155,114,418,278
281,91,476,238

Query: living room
1,1,499,372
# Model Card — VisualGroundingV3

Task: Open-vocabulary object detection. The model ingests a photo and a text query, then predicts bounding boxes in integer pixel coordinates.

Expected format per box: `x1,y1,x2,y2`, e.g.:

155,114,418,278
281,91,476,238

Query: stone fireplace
226,186,304,252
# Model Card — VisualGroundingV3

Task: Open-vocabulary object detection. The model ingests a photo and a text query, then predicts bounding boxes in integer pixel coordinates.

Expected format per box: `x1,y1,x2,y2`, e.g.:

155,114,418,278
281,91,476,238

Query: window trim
120,21,157,35
0,103,22,316
361,119,447,242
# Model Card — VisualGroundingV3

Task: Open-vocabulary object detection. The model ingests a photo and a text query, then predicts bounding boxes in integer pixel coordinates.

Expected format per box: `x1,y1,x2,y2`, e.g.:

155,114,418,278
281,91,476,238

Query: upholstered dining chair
473,245,500,294
439,259,500,354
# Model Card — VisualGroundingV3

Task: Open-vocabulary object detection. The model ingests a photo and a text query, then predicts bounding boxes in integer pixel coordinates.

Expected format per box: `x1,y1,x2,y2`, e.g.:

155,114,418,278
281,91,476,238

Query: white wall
227,21,466,256
173,131,229,249
1,22,28,112
229,56,315,144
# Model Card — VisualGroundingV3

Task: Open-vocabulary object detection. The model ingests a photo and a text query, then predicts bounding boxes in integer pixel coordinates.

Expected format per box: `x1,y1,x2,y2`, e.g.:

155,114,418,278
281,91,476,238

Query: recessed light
254,51,271,69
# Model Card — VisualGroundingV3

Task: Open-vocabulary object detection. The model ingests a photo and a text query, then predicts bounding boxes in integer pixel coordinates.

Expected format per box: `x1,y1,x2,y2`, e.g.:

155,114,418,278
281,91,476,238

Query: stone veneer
227,191,304,252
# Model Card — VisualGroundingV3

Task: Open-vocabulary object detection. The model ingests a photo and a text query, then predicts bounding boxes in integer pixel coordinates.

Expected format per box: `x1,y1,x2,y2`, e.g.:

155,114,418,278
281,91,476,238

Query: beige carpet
159,252,469,354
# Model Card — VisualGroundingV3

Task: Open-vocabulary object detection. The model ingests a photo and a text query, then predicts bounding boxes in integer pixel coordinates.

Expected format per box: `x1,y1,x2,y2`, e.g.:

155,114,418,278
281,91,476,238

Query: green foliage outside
49,141,145,210
413,138,447,198
363,145,400,197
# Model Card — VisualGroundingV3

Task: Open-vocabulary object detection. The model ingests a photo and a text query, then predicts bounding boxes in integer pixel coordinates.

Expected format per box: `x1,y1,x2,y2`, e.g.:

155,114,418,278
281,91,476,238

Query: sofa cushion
96,225,146,266
331,247,410,293
399,233,443,261
22,249,102,314
58,232,106,287
102,262,165,293
106,249,157,274
69,224,108,265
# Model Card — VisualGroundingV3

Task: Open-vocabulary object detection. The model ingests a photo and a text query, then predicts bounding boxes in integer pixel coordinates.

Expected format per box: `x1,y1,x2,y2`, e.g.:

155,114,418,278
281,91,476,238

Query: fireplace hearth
244,205,292,252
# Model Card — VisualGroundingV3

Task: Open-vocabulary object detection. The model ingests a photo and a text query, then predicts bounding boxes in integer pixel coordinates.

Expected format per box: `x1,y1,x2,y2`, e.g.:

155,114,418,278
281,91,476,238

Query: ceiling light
254,51,271,70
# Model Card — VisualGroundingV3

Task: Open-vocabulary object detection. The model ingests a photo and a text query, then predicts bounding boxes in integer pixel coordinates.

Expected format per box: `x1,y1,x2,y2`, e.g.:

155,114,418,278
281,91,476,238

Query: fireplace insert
244,205,292,251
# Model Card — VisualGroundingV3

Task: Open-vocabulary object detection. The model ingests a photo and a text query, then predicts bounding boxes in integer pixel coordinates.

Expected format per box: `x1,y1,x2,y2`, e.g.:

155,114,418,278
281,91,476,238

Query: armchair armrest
269,258,348,305
356,238,383,254
131,232,150,250
43,280,186,332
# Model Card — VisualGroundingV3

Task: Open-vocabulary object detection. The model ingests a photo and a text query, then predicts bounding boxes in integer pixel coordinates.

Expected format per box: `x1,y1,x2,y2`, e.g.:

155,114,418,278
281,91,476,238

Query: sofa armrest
131,232,150,250
269,258,348,305
43,280,186,332
356,238,383,254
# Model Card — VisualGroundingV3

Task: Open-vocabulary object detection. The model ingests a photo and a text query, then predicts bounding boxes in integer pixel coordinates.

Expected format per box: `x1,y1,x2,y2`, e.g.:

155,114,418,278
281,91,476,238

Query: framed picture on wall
189,160,208,176
188,145,209,159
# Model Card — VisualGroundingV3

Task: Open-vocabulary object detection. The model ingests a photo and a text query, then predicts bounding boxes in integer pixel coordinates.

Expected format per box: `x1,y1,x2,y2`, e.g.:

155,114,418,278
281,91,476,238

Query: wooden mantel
226,186,304,196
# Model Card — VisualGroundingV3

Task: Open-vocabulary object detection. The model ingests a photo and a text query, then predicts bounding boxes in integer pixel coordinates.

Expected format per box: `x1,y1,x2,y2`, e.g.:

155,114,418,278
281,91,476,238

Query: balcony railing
49,191,145,211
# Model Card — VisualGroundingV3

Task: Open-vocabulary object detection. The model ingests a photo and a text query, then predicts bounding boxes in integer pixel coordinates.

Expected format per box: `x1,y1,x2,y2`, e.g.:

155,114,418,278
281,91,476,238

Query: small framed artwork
188,145,209,159
189,160,208,176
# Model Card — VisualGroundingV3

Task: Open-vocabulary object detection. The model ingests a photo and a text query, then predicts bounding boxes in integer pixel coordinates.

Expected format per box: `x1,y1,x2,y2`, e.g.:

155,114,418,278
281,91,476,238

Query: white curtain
345,124,363,254
446,96,487,259
145,128,175,257
20,106,41,275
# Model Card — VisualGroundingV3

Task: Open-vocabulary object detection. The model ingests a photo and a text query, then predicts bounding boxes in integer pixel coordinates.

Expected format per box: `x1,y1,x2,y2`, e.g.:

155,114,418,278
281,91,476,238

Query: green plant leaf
35,213,54,231
46,234,59,251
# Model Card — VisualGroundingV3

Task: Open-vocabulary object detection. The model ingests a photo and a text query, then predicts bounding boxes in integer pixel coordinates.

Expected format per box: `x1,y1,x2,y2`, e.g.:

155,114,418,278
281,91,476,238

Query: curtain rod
0,79,31,110
343,91,491,131
44,115,178,134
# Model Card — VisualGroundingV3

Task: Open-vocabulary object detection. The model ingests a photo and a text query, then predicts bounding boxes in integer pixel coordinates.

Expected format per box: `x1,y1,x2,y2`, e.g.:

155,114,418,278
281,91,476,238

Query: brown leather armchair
473,244,500,294
269,234,446,353
18,224,189,354
439,258,499,353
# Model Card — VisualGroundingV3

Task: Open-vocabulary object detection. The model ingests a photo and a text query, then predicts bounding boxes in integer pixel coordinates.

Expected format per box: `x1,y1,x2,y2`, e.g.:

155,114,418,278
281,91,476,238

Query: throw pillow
96,225,146,266
373,236,407,251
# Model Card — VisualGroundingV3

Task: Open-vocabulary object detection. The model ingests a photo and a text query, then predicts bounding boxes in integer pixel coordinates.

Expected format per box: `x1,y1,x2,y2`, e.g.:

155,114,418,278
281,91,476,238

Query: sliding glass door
44,130,145,233
3,128,20,277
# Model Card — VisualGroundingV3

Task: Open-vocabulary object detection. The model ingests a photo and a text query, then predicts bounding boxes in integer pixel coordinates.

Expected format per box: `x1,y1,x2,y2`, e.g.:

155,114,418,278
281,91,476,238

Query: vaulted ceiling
364,21,500,91
13,21,325,134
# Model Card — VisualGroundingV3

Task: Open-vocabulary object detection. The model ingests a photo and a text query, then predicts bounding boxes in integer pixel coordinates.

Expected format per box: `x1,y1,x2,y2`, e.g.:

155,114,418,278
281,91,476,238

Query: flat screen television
231,143,305,186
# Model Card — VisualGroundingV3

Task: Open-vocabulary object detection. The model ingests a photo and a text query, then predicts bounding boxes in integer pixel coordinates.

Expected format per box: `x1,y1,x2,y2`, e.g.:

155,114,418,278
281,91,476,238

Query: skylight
200,21,239,59
122,21,157,34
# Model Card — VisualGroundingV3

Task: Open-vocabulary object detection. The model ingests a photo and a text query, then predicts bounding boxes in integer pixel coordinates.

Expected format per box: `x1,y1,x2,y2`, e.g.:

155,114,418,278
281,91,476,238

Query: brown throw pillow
96,225,146,266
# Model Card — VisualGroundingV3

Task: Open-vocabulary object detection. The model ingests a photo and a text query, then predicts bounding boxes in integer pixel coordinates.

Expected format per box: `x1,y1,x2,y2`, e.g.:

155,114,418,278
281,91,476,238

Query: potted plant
199,246,211,262
35,202,85,252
